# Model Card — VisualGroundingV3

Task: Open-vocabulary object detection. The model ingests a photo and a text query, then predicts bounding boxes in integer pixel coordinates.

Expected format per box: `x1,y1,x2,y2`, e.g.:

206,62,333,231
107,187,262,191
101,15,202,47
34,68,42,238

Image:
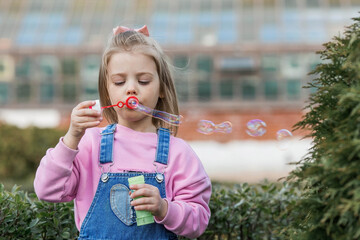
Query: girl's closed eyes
111,73,153,86
111,75,125,85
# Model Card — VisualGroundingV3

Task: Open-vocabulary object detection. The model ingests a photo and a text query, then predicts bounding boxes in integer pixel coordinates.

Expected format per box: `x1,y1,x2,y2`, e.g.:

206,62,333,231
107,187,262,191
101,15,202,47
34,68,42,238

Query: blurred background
0,0,359,187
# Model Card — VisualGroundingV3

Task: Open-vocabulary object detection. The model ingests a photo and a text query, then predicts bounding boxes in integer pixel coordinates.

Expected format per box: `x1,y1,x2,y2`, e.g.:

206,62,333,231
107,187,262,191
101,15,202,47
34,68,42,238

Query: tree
285,15,360,239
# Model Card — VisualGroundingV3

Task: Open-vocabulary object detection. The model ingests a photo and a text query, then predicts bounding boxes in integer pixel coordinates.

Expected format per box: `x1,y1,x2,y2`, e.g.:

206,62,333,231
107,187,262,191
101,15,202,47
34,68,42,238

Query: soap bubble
276,129,293,150
197,120,232,135
197,120,215,135
246,119,267,137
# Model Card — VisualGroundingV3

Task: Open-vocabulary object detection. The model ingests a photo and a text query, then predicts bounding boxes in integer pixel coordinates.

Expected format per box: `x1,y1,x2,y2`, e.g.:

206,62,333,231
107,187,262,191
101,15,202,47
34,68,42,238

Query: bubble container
89,99,102,113
128,175,154,226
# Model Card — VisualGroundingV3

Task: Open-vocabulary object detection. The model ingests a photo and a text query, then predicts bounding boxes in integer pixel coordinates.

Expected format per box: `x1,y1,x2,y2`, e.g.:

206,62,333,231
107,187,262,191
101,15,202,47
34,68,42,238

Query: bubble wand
90,96,183,126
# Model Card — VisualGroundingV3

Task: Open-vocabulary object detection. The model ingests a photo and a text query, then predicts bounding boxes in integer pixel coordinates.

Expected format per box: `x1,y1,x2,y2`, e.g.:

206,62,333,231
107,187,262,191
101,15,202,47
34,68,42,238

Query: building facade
0,0,359,140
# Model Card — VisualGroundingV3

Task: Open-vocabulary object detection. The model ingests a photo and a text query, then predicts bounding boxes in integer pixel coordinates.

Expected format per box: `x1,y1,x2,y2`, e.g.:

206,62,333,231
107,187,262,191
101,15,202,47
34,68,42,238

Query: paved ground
189,138,312,183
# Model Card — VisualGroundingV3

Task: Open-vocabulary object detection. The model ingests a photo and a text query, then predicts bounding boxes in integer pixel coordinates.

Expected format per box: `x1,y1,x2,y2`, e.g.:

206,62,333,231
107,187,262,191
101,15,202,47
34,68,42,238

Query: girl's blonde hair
98,30,179,135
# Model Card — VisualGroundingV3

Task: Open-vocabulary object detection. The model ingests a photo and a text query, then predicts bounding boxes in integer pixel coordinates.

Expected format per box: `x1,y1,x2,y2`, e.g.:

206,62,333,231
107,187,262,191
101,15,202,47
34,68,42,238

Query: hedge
0,123,66,181
0,181,300,239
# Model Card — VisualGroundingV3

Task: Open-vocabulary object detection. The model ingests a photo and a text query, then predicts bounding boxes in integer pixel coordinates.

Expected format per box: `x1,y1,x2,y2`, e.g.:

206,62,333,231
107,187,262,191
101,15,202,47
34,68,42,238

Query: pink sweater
34,124,211,238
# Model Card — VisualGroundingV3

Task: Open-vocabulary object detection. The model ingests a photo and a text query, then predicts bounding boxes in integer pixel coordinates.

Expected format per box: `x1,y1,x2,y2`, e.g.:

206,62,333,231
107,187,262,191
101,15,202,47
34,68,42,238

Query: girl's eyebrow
137,72,154,77
110,73,126,78
110,72,153,78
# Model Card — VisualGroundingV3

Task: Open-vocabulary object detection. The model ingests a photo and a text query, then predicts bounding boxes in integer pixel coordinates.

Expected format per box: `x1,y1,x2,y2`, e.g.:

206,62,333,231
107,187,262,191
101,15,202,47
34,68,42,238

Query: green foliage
0,184,78,240
285,16,360,239
1,182,300,239
181,181,301,240
0,123,66,180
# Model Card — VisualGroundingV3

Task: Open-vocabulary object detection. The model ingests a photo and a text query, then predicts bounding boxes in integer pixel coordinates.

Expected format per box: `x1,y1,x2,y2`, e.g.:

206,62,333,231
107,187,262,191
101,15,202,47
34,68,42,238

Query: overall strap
155,128,171,165
99,123,117,164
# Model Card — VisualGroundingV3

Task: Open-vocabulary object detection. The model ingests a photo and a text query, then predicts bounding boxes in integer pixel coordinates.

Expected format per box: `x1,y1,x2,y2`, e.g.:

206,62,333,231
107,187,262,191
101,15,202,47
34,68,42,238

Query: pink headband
112,25,149,37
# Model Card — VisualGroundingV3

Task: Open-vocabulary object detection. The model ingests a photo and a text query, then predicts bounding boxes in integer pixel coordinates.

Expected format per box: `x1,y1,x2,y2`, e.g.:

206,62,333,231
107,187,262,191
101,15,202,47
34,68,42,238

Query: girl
34,25,211,240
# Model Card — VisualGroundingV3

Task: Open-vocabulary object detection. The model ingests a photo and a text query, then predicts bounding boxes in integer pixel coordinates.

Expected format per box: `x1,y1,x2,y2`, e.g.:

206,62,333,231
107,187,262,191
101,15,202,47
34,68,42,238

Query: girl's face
107,51,161,132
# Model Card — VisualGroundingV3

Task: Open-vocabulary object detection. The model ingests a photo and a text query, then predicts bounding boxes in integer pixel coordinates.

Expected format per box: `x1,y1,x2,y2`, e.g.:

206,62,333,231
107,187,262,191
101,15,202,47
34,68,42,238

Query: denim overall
78,124,178,240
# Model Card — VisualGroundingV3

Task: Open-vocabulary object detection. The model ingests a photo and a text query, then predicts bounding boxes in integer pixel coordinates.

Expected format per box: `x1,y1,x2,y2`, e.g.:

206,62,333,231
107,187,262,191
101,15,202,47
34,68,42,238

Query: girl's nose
127,88,137,95
126,82,137,95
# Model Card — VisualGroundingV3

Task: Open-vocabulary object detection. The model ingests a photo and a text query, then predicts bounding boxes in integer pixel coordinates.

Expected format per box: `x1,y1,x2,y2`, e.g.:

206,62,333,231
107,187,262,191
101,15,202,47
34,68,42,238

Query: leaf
28,218,39,228
61,231,70,239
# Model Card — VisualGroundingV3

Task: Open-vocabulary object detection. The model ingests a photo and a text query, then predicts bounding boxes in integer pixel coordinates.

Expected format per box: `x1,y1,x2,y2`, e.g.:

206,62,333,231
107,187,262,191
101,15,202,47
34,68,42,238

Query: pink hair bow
112,25,150,37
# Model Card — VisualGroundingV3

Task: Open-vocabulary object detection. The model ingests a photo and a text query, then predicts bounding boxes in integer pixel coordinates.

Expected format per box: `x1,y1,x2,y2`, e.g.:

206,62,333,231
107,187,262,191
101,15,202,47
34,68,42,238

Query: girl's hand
129,184,168,220
63,101,102,149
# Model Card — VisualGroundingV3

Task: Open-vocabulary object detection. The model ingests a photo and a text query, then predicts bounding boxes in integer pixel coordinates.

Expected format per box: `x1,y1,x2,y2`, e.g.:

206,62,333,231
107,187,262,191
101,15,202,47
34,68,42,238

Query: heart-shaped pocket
110,184,135,226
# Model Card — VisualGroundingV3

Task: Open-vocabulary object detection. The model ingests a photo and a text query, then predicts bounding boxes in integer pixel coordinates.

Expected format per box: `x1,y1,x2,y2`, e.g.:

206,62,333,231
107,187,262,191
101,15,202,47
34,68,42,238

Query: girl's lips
125,96,139,109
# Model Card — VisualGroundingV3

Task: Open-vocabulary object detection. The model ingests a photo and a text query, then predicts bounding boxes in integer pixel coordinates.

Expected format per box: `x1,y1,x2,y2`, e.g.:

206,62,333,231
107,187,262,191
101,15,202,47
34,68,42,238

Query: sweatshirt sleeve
154,139,212,239
33,137,81,202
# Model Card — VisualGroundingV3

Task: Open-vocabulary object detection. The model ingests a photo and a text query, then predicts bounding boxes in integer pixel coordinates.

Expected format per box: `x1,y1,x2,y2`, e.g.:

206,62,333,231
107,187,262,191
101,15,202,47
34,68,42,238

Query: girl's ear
159,88,165,98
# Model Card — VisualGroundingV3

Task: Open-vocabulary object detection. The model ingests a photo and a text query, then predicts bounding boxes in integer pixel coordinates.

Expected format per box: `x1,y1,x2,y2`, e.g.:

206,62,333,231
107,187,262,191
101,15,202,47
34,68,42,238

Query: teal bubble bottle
128,175,155,226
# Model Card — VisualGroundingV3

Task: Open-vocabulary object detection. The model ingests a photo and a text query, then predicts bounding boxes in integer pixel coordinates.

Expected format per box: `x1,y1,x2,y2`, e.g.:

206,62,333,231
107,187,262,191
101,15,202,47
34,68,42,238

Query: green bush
1,182,300,240
0,123,66,180
285,16,360,239
196,181,300,240
0,184,78,240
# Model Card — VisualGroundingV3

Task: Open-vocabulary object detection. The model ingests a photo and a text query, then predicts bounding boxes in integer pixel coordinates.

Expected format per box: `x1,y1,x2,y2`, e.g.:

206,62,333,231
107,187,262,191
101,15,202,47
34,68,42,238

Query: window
63,82,77,103
81,55,100,100
38,56,58,103
40,82,54,103
241,78,256,100
41,14,65,46
175,79,189,102
261,55,279,73
282,10,302,42
39,55,59,80
173,55,190,102
173,55,189,69
304,12,327,43
286,79,301,100
196,56,213,101
81,55,100,81
220,57,256,73
16,13,41,45
0,82,8,104
151,13,171,44
308,54,322,72
16,57,32,78
197,81,211,101
16,82,31,103
218,12,237,43
196,55,213,74
61,58,78,77
82,83,98,101
220,79,234,99
264,80,278,100
63,26,82,45
174,13,193,44
281,54,307,78
260,24,280,43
